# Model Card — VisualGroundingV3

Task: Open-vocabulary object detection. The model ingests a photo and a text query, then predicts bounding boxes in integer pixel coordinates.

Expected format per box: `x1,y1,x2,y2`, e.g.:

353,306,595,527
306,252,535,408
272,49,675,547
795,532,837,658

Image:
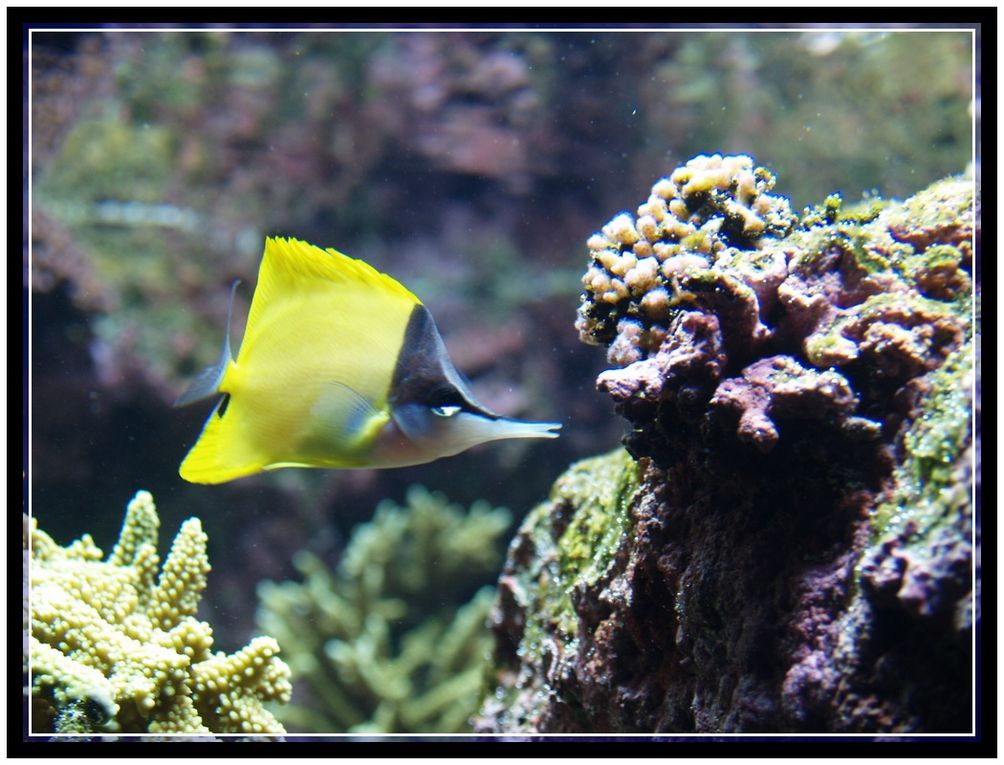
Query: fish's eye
432,405,462,418
428,386,466,409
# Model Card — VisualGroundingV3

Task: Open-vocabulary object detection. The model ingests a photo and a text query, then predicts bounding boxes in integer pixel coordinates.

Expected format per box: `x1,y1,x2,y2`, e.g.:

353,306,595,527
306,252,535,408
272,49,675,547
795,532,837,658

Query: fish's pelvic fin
174,279,242,407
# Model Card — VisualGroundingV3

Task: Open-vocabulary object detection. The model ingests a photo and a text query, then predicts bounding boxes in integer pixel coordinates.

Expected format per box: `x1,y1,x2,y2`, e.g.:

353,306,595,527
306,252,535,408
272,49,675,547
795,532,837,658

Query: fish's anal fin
178,395,263,484
173,279,242,408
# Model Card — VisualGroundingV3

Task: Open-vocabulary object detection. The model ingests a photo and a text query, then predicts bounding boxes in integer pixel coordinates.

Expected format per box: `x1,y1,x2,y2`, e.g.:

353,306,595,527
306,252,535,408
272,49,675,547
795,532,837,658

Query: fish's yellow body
177,237,560,484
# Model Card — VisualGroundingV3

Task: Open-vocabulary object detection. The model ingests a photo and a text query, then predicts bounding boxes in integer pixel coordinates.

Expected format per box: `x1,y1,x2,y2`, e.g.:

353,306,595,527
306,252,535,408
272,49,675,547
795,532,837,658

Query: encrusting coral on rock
27,491,292,735
477,155,975,733
255,486,511,733
477,448,641,731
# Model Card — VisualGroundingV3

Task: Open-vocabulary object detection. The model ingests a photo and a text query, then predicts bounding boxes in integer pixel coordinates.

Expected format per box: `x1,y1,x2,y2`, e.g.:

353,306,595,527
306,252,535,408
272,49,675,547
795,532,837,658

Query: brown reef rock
477,157,975,733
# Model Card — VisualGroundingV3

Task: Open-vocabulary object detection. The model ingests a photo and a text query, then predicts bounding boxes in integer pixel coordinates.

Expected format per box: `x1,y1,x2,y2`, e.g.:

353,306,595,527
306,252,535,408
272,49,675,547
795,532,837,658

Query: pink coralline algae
576,154,970,459
708,355,863,452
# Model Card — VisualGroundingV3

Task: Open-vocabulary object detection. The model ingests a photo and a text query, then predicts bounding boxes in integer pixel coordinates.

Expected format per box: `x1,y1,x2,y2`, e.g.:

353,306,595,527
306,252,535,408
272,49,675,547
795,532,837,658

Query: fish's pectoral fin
173,279,242,408
299,380,390,454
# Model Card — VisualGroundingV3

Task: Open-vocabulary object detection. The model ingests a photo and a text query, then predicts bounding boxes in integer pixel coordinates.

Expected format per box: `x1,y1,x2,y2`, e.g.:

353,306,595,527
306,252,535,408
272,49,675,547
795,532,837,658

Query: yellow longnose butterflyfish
175,237,561,484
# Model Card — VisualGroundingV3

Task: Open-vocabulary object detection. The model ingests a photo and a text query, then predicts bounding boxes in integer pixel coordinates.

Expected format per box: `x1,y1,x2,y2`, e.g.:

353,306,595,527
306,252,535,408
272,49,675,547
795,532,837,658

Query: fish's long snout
485,417,562,441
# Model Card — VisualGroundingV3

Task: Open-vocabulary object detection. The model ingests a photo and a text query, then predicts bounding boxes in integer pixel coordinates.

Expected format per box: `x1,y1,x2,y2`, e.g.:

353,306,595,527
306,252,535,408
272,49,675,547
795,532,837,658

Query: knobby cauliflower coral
576,153,796,367
27,490,292,735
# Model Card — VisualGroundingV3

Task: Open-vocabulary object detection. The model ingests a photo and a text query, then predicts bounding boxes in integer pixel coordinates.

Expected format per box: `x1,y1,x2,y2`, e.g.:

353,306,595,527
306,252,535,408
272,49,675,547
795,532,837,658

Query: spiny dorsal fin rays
173,279,242,408
243,237,421,351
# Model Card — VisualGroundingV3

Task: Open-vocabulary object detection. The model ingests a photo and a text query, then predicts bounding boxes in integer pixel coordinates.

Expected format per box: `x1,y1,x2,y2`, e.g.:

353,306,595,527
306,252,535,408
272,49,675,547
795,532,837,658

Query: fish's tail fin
179,396,265,484
174,279,242,408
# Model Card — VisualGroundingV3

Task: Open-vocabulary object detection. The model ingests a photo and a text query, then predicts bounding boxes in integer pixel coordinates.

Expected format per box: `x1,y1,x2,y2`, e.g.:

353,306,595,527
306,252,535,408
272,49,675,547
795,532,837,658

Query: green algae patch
841,225,894,274
523,447,640,646
888,176,975,235
477,447,641,731
835,197,890,225
870,341,974,543
553,449,639,595
799,192,891,230
38,117,175,206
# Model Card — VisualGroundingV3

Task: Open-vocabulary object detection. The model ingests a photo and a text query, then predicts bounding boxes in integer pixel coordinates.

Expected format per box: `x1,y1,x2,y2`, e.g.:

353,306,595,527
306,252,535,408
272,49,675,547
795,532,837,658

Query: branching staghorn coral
27,490,292,735
255,485,512,733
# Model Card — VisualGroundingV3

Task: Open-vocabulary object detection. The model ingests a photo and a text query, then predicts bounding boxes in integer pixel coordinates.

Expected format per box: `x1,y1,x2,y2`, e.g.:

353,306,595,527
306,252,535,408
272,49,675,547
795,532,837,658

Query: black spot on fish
217,393,231,418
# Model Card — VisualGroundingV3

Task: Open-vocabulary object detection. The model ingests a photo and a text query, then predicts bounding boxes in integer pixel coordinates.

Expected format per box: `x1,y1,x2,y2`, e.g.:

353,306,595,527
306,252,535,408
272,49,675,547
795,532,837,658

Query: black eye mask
389,304,500,421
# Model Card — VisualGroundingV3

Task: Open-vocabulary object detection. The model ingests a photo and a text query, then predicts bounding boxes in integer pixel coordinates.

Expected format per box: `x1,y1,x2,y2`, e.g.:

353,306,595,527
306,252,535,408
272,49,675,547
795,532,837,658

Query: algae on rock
255,485,512,733
481,448,640,731
27,490,292,735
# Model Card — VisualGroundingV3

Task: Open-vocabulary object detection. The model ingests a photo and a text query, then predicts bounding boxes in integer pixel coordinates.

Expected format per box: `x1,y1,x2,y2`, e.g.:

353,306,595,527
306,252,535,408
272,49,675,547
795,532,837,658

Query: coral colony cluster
477,155,974,733
27,492,292,735
577,153,796,367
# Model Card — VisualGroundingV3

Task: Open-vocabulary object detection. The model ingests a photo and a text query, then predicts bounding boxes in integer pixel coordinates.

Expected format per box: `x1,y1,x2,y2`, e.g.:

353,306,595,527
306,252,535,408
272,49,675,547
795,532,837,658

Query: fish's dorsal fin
243,237,421,349
174,279,242,407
